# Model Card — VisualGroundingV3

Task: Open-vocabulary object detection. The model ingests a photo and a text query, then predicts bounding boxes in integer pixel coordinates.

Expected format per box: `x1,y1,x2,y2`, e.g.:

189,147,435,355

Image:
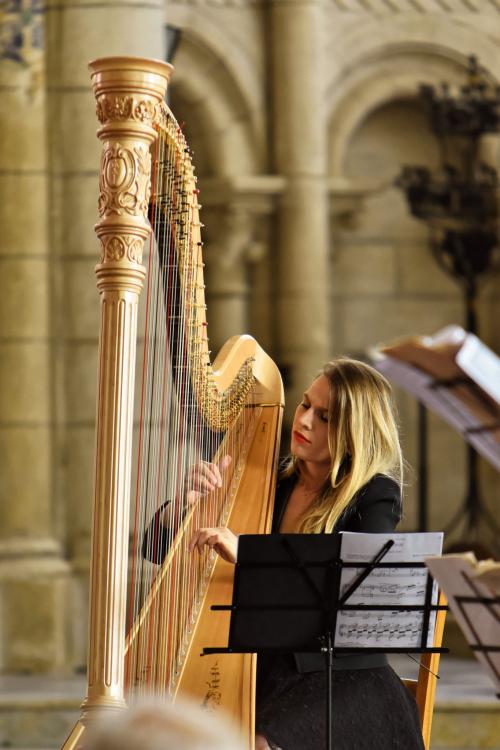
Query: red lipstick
293,431,310,444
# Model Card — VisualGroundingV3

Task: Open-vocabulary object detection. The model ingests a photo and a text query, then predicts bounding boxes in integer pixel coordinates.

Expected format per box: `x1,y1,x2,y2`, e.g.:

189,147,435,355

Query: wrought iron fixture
396,56,500,556
397,56,500,327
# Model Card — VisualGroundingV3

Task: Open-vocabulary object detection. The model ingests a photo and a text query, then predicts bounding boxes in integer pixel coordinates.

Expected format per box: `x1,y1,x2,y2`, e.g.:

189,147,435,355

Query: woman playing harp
179,359,426,750
62,57,282,750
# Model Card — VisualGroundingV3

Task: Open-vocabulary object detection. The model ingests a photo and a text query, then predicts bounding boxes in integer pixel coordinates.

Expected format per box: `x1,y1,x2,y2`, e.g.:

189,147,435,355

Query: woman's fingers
188,528,215,553
188,456,232,495
189,462,219,492
188,527,237,563
200,462,221,488
185,490,201,506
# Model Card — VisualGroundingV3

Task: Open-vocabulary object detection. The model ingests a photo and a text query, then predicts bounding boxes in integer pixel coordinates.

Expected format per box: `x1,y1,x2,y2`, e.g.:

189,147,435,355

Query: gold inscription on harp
202,662,222,711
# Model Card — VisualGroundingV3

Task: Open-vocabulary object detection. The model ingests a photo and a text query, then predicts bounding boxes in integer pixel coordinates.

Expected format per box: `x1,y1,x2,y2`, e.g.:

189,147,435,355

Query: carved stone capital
204,205,271,272
328,177,385,231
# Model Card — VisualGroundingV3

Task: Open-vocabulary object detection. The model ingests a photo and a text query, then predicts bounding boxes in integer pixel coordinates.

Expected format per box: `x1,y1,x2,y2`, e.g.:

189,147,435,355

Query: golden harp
62,57,283,749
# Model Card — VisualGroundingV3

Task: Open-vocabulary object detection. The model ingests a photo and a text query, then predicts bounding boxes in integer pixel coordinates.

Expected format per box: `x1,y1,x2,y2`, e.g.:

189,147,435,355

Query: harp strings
126,111,256,697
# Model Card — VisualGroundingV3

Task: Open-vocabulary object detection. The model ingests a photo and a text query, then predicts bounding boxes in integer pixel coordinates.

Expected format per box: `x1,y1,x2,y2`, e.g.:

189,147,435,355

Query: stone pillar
205,206,266,354
0,3,70,672
202,176,284,363
271,0,330,423
45,0,165,669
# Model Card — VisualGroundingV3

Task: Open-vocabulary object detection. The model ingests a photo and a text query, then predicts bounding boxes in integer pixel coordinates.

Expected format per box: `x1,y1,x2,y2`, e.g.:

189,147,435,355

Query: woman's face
291,374,331,466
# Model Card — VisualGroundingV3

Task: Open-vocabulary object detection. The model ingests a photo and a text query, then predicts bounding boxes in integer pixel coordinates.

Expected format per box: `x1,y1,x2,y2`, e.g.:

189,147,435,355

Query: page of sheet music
336,532,444,649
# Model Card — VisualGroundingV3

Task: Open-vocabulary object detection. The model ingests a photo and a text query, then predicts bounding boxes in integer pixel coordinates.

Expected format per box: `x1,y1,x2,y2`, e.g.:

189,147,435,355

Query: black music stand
203,534,447,750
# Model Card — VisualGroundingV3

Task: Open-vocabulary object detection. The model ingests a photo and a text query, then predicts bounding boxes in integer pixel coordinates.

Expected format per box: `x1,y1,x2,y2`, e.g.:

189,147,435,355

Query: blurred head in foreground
85,698,245,750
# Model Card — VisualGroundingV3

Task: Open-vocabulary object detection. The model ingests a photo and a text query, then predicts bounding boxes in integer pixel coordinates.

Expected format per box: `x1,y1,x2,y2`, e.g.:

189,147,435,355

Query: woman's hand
160,456,232,526
188,526,238,564
186,455,232,506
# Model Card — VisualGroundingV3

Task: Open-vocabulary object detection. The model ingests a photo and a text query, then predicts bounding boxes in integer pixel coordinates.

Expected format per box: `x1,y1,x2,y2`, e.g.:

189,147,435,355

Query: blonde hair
283,357,403,533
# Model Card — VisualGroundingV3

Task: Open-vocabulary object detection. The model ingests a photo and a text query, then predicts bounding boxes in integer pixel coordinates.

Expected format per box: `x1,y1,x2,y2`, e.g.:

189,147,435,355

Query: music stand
426,555,500,697
371,339,500,548
456,583,500,698
203,534,447,750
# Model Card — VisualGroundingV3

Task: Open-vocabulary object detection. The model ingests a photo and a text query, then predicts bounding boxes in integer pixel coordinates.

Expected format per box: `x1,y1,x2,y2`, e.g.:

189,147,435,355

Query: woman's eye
320,414,328,423
300,401,309,409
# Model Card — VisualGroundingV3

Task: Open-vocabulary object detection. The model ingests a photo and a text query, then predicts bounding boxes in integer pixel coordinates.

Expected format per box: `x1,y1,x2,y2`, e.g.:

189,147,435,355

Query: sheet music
336,532,443,649
455,333,500,406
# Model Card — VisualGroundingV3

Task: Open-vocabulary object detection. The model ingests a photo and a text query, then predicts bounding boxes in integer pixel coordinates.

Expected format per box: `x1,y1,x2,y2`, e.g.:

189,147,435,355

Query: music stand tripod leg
325,631,333,750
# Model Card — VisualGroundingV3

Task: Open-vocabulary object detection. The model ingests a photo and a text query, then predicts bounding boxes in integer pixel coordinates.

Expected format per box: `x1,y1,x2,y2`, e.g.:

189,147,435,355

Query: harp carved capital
95,95,158,128
90,57,173,282
99,233,147,265
98,142,152,220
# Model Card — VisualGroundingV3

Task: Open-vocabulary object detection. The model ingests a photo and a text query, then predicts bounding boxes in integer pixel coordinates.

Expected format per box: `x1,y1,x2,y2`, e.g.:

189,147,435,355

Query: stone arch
164,8,265,176
326,17,500,176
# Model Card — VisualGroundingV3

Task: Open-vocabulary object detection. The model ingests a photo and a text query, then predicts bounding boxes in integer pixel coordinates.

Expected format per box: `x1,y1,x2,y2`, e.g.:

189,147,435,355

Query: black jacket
272,472,402,672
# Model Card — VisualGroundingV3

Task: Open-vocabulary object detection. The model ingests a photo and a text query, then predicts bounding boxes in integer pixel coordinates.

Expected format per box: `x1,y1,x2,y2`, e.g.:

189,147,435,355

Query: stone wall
0,0,499,673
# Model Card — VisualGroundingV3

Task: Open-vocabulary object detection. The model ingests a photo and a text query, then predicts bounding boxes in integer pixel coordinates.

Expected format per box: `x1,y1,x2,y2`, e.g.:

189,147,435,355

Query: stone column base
0,539,71,673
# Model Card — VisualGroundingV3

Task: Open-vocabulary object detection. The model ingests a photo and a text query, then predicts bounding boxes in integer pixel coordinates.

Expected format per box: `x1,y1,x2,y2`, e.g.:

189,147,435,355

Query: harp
62,57,283,749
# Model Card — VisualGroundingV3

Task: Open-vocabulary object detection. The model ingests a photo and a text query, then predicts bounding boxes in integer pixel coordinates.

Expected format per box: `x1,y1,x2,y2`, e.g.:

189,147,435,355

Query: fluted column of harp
81,58,172,718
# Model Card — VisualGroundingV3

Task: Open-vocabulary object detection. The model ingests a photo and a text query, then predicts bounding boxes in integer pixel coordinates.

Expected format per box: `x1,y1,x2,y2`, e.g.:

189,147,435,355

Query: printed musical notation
335,532,443,649
343,582,427,600
338,613,423,643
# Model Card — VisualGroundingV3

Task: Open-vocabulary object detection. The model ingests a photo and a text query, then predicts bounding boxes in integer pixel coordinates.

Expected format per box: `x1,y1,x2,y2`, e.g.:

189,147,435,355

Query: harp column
271,0,330,418
81,59,171,718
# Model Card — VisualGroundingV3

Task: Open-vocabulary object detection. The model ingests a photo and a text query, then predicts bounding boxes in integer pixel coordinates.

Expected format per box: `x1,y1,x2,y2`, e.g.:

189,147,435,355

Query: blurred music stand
371,328,500,555
426,555,500,697
204,534,447,750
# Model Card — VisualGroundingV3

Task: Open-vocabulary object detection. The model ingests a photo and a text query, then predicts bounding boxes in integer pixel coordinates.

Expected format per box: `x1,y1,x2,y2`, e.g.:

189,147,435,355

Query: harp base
61,719,85,750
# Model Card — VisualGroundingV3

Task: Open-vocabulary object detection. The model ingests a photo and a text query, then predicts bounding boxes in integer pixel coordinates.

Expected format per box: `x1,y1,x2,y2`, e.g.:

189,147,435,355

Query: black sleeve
142,502,170,564
346,475,402,534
